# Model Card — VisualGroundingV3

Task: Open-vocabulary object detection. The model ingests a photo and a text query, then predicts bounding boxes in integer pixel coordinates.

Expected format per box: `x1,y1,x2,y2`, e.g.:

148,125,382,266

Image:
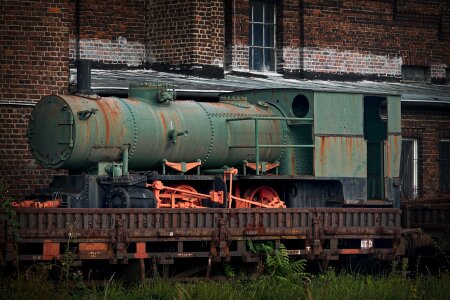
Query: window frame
248,0,276,72
401,65,431,82
400,138,419,200
439,138,450,194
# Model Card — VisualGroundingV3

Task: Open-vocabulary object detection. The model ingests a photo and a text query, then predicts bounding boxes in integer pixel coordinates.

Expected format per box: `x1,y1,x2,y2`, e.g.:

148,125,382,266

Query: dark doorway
364,96,387,200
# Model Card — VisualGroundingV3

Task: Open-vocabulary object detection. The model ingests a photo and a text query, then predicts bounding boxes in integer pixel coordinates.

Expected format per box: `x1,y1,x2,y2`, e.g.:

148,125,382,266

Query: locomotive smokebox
28,83,286,172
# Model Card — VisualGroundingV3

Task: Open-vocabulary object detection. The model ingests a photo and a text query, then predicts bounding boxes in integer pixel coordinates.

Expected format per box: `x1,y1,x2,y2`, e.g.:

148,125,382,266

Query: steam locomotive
27,83,401,209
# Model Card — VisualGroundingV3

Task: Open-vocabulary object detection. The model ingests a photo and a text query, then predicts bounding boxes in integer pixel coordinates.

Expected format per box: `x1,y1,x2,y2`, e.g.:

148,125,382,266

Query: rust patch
43,241,60,260
86,117,90,138
339,249,362,255
96,100,110,145
320,137,326,164
346,137,353,158
386,139,391,177
79,243,108,251
108,100,120,123
135,242,148,259
159,112,167,131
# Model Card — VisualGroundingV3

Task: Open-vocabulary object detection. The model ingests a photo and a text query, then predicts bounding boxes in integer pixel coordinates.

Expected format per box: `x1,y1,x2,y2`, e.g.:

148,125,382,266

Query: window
440,139,450,193
249,0,275,72
400,138,419,200
401,65,430,82
446,68,450,85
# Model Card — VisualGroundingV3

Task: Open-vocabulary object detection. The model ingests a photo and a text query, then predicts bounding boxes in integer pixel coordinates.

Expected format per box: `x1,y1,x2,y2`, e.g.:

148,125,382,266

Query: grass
1,267,449,300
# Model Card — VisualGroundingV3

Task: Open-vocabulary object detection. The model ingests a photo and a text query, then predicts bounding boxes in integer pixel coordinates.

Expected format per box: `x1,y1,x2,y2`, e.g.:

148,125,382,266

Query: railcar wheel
240,186,285,208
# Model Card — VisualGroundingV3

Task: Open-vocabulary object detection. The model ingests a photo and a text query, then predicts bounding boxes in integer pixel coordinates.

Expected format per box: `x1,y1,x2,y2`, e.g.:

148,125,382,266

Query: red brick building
1,0,449,201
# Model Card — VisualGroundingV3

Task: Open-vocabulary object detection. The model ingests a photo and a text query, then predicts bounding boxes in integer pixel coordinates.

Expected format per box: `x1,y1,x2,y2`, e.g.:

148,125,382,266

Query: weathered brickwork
279,47,301,73
69,38,146,67
431,64,448,80
0,105,67,200
226,45,250,72
276,0,301,73
68,0,225,72
225,0,250,71
148,0,224,76
0,1,69,199
301,0,449,80
402,108,450,200
225,0,449,81
0,0,70,101
302,47,403,78
190,0,224,68
68,0,147,67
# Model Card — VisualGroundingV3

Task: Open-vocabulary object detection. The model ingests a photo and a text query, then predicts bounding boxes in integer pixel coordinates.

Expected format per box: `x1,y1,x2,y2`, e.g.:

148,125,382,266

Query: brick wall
0,105,67,200
302,0,450,81
276,0,301,74
69,0,147,67
68,0,225,74
225,0,449,81
402,107,450,200
148,0,224,77
225,0,250,71
0,0,70,101
0,1,70,200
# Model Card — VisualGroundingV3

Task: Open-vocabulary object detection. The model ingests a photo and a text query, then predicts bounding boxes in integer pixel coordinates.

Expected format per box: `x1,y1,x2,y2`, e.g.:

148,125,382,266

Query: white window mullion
412,139,418,198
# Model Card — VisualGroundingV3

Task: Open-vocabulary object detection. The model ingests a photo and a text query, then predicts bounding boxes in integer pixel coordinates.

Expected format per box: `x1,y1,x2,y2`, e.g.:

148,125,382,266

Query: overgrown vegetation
1,250,449,300
247,240,308,281
1,265,449,300
0,179,19,240
1,196,449,300
0,179,20,274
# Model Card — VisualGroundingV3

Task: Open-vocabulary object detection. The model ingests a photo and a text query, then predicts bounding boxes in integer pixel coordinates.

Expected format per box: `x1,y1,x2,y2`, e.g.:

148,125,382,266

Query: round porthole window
292,94,309,118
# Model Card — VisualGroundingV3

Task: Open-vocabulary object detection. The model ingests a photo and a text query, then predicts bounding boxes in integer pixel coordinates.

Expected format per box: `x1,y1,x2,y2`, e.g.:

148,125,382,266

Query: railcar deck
1,207,403,277
402,202,450,251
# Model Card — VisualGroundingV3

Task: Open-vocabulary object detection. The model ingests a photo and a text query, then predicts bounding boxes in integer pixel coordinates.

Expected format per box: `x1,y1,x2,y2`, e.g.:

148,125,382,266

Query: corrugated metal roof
82,69,450,105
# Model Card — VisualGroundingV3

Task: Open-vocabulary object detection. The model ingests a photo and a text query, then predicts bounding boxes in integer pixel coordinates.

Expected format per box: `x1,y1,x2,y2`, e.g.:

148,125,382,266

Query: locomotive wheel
241,186,284,208
167,184,202,207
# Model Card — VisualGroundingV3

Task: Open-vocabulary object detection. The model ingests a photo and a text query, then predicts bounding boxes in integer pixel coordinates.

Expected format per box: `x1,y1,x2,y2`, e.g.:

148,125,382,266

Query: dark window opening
249,0,275,72
401,65,430,82
446,68,450,85
400,138,419,200
440,139,450,194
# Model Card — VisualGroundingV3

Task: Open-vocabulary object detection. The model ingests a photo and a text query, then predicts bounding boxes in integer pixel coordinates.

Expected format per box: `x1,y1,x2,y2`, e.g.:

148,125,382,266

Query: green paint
314,136,367,178
387,96,401,134
314,92,364,135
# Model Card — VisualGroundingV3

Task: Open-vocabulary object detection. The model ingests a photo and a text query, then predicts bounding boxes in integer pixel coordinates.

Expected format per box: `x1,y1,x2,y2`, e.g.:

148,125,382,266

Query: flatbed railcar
1,83,427,278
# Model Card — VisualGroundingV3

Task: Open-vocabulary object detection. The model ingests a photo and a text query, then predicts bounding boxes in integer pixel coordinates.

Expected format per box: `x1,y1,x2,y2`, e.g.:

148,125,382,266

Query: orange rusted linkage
148,167,286,209
11,199,61,208
222,168,286,208
147,181,224,208
232,195,286,208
